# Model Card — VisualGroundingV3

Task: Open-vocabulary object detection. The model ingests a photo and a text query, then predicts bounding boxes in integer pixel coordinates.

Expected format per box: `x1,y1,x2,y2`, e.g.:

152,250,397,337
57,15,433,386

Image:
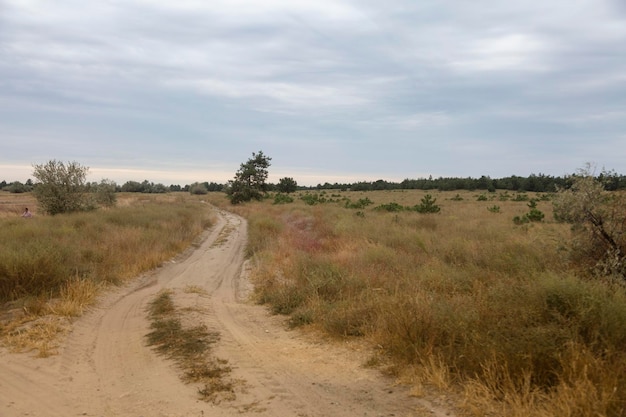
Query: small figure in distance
21,207,33,218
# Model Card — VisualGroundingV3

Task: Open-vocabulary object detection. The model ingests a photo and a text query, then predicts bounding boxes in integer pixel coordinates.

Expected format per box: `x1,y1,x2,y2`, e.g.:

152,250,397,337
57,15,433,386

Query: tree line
3,171,626,195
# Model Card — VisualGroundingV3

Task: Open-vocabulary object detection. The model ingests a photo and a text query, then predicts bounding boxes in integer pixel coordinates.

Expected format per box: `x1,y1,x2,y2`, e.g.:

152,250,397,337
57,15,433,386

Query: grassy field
0,192,215,355
206,189,626,417
2,188,625,415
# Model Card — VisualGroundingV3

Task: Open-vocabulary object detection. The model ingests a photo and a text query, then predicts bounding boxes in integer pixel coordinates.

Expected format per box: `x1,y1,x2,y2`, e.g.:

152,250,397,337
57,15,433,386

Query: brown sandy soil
0,208,457,417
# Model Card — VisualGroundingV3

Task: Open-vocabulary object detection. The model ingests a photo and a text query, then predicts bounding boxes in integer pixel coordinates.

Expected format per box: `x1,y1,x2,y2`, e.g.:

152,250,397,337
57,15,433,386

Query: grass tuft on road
145,289,235,403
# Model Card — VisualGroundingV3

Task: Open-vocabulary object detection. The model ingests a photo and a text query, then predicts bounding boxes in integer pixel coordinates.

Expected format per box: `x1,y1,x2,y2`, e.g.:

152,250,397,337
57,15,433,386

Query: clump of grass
145,290,235,403
3,316,70,357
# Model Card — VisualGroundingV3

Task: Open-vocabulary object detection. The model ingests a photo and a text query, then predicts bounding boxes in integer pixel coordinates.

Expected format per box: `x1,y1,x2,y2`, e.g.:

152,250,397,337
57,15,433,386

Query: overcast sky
1,0,625,186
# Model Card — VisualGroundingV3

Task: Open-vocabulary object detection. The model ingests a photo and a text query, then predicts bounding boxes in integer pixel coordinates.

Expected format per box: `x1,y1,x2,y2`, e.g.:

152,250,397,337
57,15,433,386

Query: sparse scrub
238,189,626,416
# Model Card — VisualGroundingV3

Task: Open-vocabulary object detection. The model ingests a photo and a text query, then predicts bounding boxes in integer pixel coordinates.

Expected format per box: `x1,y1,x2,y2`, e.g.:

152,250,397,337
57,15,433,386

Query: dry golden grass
0,191,37,218
0,192,216,355
221,189,626,417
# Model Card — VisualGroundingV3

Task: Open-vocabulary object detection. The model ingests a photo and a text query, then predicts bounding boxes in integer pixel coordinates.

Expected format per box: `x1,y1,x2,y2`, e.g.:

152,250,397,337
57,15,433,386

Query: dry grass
219,189,626,417
0,191,37,218
145,289,236,403
0,192,216,355
2,315,71,357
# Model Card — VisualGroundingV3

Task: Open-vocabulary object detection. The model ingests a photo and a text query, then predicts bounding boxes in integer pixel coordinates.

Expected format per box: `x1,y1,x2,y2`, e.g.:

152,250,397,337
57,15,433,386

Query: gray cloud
1,0,624,185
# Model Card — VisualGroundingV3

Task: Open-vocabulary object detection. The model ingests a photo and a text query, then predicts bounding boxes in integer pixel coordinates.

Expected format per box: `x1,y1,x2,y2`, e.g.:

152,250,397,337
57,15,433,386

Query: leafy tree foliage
32,160,90,215
5,181,31,193
93,179,117,207
120,180,168,193
226,151,272,204
277,177,298,193
553,165,626,280
189,182,208,195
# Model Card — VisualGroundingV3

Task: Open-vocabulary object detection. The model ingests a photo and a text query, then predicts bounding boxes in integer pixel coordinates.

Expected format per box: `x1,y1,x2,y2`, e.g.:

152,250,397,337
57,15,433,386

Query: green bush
553,166,626,280
32,160,90,215
189,182,209,195
374,202,404,212
413,194,441,213
345,197,373,209
273,193,294,204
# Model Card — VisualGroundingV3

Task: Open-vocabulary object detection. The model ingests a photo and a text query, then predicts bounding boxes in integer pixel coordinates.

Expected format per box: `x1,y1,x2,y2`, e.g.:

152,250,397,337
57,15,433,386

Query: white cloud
165,77,368,109
450,33,550,72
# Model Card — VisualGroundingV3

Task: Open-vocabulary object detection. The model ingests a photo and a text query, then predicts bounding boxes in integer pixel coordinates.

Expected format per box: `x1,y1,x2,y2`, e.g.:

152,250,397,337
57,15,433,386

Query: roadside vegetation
205,183,626,417
3,163,625,415
0,192,214,356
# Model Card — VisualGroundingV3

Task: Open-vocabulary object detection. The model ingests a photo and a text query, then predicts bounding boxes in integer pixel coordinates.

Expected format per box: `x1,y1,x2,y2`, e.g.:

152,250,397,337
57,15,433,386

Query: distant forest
2,172,626,194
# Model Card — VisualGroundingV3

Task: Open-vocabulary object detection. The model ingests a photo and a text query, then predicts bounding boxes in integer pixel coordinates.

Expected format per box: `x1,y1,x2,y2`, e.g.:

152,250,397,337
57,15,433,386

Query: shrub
513,215,529,225
32,160,90,215
345,197,373,209
93,179,117,207
277,177,298,193
513,193,529,201
374,202,404,212
553,165,626,280
525,200,545,222
300,193,329,205
273,193,294,204
413,194,441,213
189,182,209,195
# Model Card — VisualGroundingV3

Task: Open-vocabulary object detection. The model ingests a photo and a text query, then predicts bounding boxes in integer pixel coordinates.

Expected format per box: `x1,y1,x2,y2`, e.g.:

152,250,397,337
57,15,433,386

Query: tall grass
233,189,626,416
0,193,214,302
0,192,215,353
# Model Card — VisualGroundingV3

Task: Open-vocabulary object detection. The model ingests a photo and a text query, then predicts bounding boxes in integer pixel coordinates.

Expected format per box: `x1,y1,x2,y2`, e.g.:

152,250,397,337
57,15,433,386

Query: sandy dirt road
0,208,453,417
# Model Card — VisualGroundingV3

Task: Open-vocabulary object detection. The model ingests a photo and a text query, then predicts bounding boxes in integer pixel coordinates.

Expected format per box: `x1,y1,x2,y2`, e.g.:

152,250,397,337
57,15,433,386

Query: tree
32,160,90,215
121,180,143,192
93,179,117,207
553,164,626,280
6,181,29,193
226,151,272,204
277,177,298,193
189,182,208,195
413,194,441,213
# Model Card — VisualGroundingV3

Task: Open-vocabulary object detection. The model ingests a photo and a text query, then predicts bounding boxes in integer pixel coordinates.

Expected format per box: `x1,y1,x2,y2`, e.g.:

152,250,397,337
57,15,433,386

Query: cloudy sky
1,0,625,186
